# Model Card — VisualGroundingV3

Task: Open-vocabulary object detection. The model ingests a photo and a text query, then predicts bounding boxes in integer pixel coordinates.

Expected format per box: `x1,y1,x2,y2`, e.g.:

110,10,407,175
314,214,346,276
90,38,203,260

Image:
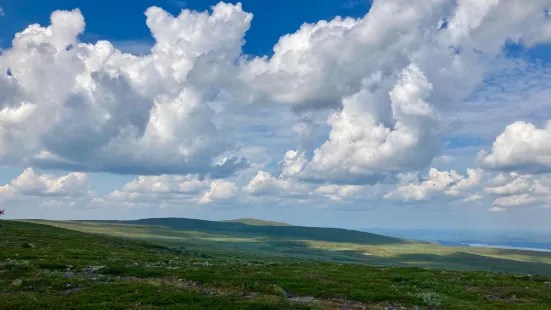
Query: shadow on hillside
159,237,551,277
26,220,551,277
494,249,551,259
384,252,551,275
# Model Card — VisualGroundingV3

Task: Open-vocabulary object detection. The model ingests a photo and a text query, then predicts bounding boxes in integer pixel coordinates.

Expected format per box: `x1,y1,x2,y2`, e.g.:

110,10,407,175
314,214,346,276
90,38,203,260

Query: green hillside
2,220,551,309
220,218,292,226
82,217,406,245
20,218,551,277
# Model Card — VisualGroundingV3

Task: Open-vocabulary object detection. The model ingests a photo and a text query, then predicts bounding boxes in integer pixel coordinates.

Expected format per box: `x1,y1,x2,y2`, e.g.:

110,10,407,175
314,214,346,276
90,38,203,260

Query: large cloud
241,0,551,183
0,4,251,176
302,64,440,183
478,121,551,174
1,0,550,187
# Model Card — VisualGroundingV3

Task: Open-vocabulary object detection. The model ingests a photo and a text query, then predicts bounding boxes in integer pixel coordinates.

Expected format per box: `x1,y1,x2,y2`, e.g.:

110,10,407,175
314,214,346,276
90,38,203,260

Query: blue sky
1,1,551,231
0,0,372,55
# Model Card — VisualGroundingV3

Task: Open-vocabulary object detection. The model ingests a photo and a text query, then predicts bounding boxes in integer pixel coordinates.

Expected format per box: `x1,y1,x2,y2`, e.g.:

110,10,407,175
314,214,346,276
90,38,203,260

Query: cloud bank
1,0,551,216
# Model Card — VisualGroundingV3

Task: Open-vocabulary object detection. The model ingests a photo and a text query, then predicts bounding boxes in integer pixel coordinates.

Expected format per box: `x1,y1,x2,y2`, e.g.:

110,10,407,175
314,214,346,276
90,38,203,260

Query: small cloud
434,155,455,165
172,1,187,8
489,206,506,212
342,0,371,9
0,7,5,16
464,194,483,202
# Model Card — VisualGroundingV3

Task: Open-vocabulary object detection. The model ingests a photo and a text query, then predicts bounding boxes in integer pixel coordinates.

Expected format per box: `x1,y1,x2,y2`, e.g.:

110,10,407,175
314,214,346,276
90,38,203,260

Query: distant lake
467,243,551,253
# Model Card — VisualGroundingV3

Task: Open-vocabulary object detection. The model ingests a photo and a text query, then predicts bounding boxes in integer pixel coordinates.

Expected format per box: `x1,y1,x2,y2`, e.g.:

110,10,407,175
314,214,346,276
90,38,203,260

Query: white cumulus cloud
109,173,238,206
478,121,551,174
0,168,89,199
301,64,440,183
385,168,484,201
0,4,251,177
314,184,364,201
241,0,551,183
243,170,310,197
199,179,238,204
484,172,551,210
120,174,209,194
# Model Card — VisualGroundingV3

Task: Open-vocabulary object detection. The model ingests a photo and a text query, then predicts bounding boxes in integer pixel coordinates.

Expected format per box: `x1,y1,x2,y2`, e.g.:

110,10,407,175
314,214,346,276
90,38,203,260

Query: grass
220,218,292,226
2,220,551,309
84,217,407,245
21,218,551,276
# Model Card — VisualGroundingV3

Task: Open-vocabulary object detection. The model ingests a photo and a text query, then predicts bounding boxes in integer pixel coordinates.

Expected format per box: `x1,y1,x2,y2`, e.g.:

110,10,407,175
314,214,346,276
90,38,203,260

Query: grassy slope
21,218,551,277
2,220,551,309
220,218,292,226
85,217,406,245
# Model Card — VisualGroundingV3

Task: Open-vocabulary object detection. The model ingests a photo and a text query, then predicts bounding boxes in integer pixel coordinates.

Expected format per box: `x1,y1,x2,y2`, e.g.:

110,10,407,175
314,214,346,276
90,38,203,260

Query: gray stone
64,288,83,295
11,279,22,286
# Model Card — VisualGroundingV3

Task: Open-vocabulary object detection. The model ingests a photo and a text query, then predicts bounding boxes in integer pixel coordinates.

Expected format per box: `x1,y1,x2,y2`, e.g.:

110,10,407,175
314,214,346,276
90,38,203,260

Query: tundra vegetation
1,220,551,309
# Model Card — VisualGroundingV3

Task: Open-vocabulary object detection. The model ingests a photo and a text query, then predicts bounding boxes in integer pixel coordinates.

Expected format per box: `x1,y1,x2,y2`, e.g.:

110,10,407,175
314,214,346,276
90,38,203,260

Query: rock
63,272,74,278
11,279,22,286
1,290,11,294
485,295,515,303
21,243,35,248
64,288,83,295
544,282,551,287
289,296,320,304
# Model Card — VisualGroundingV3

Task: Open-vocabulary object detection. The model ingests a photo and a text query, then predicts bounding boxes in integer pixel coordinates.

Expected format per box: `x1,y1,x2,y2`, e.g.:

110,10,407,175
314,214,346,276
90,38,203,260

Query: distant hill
220,218,292,226
82,217,406,245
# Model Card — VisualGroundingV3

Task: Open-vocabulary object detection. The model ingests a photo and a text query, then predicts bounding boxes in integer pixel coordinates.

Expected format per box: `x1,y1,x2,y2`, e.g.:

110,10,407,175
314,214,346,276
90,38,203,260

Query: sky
0,0,551,231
